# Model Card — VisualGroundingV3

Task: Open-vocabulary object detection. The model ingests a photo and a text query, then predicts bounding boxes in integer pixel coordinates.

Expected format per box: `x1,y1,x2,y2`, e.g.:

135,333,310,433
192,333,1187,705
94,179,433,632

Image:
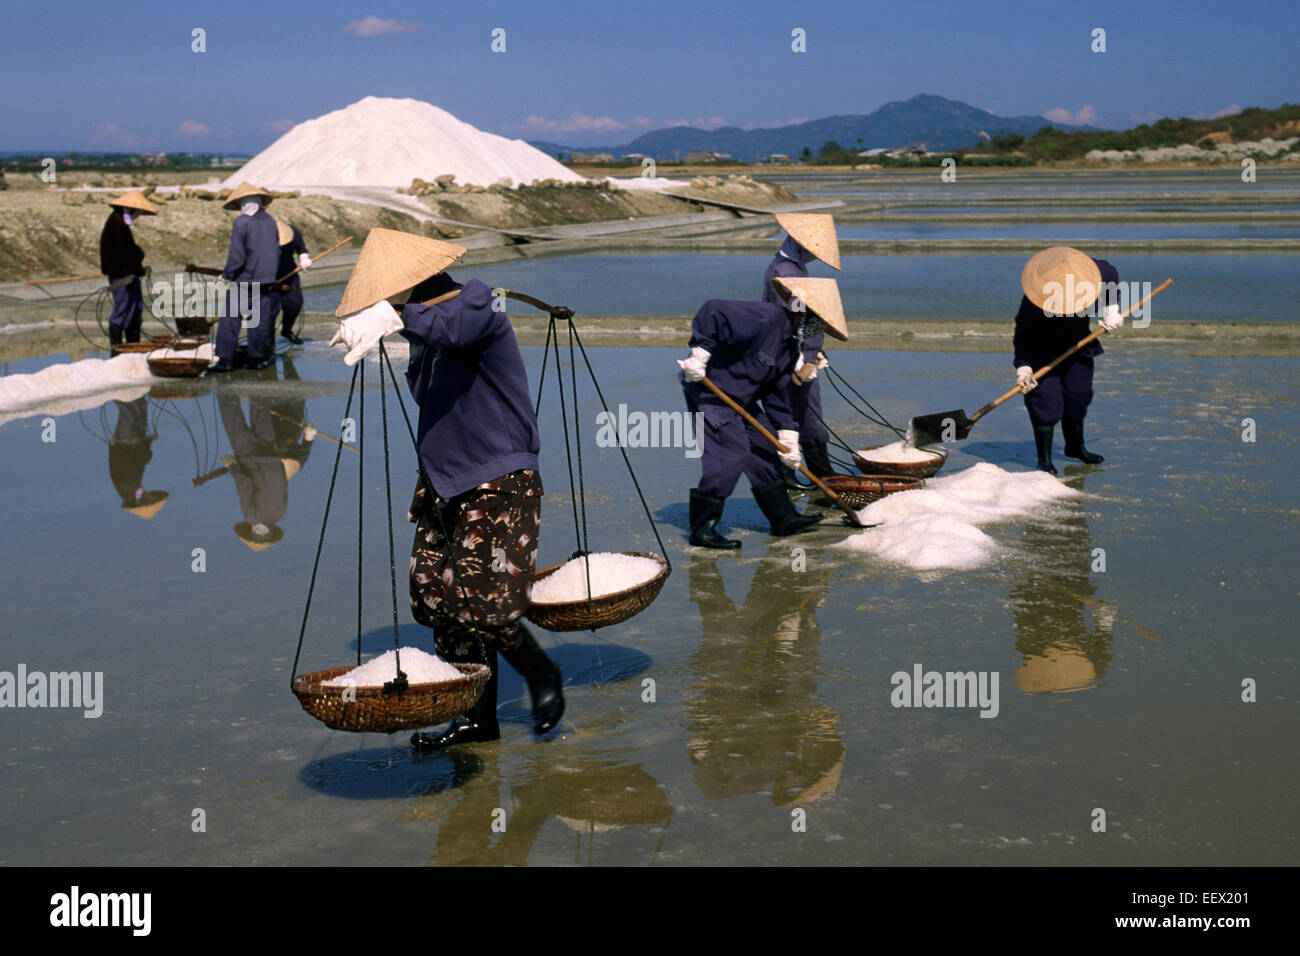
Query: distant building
763,153,792,163
683,151,728,163
569,152,615,164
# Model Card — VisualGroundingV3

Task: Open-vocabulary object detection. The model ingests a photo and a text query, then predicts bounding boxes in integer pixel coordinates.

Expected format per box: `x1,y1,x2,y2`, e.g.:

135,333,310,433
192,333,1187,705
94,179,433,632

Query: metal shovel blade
907,409,973,447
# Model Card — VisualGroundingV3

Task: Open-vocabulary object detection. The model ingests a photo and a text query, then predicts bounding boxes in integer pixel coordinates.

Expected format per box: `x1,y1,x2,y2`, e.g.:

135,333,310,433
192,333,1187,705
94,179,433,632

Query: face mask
122,211,136,225
240,200,261,217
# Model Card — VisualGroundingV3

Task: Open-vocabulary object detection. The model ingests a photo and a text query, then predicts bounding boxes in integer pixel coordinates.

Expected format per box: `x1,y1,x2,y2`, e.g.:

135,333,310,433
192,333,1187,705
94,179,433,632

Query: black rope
534,315,555,418
291,364,359,686
356,361,364,667
825,366,907,440
549,318,584,559
567,321,593,608
378,353,407,696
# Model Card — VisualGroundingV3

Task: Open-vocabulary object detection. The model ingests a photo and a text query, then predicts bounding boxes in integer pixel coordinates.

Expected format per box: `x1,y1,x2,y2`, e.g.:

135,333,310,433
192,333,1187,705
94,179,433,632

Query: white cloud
90,122,141,149
1043,105,1098,126
740,116,808,130
1194,103,1242,120
264,118,295,135
344,16,422,38
662,116,730,131
520,112,631,134
178,120,209,137
1129,109,1161,126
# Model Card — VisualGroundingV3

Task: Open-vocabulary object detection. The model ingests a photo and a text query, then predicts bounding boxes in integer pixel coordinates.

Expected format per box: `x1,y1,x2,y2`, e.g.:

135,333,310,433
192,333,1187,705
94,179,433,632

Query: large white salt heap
835,462,1081,572
224,96,586,189
0,354,154,426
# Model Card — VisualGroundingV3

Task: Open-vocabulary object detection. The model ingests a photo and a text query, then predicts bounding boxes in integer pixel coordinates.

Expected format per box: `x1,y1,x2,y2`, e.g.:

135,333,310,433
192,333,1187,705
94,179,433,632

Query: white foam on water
836,462,1081,572
223,96,586,190
0,354,154,418
322,647,462,688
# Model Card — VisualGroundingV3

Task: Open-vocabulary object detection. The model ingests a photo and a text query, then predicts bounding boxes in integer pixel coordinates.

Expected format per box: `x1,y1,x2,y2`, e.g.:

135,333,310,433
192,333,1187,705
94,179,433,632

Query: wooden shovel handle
970,278,1173,426
273,235,352,285
25,272,105,286
698,375,863,526
268,409,356,453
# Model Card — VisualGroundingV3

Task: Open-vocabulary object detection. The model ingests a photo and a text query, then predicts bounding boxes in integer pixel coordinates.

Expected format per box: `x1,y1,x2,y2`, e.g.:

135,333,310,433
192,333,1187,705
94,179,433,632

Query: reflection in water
685,549,844,805
300,746,484,800
108,396,169,519
1008,474,1114,694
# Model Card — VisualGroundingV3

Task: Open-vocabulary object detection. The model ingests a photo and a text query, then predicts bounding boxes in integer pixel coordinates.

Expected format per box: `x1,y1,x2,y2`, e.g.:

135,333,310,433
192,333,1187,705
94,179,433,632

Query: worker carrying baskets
328,228,564,750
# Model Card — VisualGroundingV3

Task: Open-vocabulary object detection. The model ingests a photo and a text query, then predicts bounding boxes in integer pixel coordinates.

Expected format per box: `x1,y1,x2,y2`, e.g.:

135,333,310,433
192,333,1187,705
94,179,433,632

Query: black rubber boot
499,625,565,735
689,489,741,550
1033,424,1058,475
803,441,836,479
411,646,500,750
1062,417,1104,464
782,465,811,493
108,326,123,346
754,478,824,536
206,359,234,375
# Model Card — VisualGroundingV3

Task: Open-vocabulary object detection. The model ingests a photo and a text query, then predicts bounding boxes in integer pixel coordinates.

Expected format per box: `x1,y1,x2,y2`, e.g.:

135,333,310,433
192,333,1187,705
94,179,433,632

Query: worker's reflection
420,746,673,866
684,547,844,805
109,396,168,519
1009,474,1113,694
268,355,314,480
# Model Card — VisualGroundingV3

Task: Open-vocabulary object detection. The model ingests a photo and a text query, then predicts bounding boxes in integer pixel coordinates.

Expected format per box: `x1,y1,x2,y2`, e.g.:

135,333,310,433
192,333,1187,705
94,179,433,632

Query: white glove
814,351,830,370
1016,365,1037,394
677,346,710,382
777,429,802,469
1099,303,1124,332
329,300,403,366
298,254,312,270
302,422,317,442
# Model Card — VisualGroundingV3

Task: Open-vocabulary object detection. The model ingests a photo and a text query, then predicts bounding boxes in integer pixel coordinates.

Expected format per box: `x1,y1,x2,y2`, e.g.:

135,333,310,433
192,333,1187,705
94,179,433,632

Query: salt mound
322,648,462,688
224,96,586,189
531,552,662,603
836,462,1080,571
0,354,153,417
857,440,943,464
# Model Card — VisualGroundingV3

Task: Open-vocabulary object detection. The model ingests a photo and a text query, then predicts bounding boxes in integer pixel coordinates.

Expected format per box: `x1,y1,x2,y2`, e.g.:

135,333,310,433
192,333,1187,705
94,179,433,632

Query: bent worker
273,218,310,345
679,276,848,549
1013,246,1122,474
99,190,157,345
761,213,841,488
329,228,563,750
210,182,280,373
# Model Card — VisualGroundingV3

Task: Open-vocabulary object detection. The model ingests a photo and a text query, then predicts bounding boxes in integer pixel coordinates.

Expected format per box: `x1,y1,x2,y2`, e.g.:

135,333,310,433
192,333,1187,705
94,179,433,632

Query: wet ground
1,341,1296,865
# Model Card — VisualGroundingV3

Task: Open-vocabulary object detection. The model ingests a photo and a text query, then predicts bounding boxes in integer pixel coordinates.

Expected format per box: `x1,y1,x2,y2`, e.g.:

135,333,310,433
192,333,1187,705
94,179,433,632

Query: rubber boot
754,478,823,536
803,441,836,479
1062,417,1104,464
689,489,741,550
499,625,565,735
108,325,123,347
782,465,811,493
411,645,500,750
1033,424,1058,475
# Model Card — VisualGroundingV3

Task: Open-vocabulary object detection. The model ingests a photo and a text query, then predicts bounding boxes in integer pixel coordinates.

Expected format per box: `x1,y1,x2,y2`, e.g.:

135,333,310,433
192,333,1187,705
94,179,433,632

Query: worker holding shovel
272,219,311,345
678,276,848,549
328,228,564,751
1014,246,1124,474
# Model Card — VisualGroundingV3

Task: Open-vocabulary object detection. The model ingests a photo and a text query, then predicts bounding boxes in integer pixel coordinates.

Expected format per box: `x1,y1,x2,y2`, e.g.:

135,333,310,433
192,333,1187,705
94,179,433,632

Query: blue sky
1,0,1295,151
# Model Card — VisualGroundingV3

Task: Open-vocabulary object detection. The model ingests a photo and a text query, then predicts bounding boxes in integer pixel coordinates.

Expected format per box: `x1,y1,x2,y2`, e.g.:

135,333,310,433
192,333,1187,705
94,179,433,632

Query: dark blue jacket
276,225,308,289
762,238,823,360
683,299,800,431
1013,258,1119,369
222,209,280,284
400,279,540,498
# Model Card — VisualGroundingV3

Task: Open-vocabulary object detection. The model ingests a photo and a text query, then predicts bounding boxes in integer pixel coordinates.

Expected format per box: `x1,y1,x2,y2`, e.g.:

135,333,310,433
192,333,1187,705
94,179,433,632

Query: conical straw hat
775,213,840,270
335,228,468,317
235,522,284,550
109,190,158,215
275,218,293,246
774,276,848,341
281,458,302,481
1021,246,1101,315
122,491,168,519
223,181,274,210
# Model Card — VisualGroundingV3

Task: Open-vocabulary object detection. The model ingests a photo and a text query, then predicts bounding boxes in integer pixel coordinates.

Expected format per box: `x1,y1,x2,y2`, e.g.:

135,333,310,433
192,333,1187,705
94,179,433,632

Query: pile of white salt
836,462,1080,572
530,552,662,603
0,354,152,416
856,440,944,464
322,648,462,688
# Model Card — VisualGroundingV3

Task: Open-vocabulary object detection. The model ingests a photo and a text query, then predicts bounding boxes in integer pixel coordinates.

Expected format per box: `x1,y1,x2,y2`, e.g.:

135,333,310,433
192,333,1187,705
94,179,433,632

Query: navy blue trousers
108,277,142,340
216,284,280,362
278,284,303,334
1024,358,1094,426
684,382,782,499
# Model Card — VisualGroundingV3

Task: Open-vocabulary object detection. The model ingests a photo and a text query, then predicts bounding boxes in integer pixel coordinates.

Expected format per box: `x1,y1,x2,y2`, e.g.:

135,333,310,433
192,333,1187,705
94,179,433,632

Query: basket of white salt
526,551,669,632
820,474,925,509
853,441,948,479
146,340,212,378
292,648,491,733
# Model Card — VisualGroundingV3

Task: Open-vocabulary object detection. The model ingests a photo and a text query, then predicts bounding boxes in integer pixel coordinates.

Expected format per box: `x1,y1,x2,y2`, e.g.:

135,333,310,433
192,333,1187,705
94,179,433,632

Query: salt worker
678,276,848,549
273,218,310,345
761,213,842,488
210,182,280,374
1013,246,1123,474
217,391,289,551
328,228,564,749
99,190,157,346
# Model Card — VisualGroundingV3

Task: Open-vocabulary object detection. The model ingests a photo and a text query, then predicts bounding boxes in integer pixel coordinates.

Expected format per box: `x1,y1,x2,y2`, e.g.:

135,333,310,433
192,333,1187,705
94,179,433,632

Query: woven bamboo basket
110,335,176,356
175,316,213,336
526,552,669,632
146,340,210,378
853,444,948,479
292,661,491,733
820,474,924,509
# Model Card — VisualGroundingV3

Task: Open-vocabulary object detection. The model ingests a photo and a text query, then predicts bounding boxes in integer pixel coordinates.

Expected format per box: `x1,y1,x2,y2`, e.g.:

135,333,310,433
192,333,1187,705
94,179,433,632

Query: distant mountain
530,94,1092,160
